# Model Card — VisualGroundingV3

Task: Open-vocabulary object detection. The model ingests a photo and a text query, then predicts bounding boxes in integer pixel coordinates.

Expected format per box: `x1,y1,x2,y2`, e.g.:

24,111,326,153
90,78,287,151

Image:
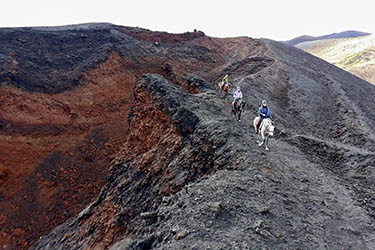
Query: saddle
254,117,267,133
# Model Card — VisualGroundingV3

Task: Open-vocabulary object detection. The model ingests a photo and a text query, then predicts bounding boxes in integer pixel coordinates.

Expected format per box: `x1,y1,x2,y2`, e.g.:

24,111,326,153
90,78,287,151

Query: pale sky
1,0,374,41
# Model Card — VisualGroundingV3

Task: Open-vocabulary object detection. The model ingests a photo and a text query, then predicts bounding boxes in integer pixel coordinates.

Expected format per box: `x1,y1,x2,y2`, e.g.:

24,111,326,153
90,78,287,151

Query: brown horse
218,79,230,95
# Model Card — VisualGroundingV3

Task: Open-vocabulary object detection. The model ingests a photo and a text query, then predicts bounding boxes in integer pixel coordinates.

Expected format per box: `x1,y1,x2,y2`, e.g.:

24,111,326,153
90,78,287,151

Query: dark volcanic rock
2,23,375,250
33,57,375,250
0,26,113,93
0,23,216,94
1,24,264,249
31,74,251,249
222,55,274,76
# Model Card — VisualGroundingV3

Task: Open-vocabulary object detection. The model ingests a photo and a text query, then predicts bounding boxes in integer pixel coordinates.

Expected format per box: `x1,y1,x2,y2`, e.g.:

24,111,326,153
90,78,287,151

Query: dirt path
288,133,374,156
151,123,375,249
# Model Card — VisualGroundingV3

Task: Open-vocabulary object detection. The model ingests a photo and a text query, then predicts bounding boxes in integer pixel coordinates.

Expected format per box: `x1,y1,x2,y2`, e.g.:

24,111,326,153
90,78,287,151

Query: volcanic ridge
0,23,375,250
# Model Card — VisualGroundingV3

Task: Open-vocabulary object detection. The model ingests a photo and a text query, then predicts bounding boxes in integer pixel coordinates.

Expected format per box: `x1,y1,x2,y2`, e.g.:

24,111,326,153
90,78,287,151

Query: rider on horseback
232,86,242,105
256,100,272,134
221,74,229,90
232,86,243,121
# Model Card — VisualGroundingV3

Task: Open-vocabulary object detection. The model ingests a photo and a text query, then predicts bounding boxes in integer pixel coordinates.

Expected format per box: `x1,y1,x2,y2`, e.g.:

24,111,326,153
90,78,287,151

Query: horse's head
264,118,274,136
268,124,275,136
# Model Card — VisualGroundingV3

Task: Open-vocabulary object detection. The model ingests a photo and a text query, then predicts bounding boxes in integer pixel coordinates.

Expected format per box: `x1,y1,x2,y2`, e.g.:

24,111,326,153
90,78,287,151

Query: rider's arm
266,108,270,117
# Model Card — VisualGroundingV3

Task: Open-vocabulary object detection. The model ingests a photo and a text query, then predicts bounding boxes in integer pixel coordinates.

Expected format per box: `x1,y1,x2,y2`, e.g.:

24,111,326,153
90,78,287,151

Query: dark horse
231,100,246,121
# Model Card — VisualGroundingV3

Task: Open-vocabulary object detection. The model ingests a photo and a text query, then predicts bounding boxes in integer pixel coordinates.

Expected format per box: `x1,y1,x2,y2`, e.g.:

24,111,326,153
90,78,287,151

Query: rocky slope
31,29,375,249
1,23,375,250
297,34,375,84
0,23,264,249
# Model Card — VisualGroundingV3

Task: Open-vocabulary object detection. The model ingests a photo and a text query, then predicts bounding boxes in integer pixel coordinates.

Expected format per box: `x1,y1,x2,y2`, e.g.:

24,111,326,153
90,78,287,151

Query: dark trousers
221,81,228,90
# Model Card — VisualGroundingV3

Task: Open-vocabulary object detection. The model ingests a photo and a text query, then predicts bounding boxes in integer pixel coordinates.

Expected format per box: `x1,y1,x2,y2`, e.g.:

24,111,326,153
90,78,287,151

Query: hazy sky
1,0,373,40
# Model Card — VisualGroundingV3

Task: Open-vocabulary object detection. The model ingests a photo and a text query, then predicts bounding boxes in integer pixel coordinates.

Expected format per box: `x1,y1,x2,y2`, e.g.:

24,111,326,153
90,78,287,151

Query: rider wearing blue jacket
256,100,272,133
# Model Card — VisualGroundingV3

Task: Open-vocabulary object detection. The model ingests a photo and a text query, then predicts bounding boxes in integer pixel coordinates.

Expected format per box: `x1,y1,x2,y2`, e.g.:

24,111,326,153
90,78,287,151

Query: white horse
253,117,275,151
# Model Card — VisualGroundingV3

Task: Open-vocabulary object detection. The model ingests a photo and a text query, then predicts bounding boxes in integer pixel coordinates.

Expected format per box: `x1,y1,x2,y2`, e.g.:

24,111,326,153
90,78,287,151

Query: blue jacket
258,106,272,119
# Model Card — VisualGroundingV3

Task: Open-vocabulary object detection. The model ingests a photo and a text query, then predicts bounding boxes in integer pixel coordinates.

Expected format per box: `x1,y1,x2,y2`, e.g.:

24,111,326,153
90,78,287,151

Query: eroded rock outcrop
0,23,264,249
31,73,248,249
2,23,375,250
33,68,375,249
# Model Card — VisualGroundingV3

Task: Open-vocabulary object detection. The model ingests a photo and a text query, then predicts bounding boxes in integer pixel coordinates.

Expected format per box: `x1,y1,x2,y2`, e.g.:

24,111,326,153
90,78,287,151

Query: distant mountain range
297,34,375,84
283,30,371,46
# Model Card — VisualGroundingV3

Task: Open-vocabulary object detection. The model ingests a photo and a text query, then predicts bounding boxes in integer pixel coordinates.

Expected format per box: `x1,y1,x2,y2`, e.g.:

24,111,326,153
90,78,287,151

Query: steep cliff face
0,51,134,249
33,38,375,249
0,24,264,249
2,23,375,250
31,74,256,249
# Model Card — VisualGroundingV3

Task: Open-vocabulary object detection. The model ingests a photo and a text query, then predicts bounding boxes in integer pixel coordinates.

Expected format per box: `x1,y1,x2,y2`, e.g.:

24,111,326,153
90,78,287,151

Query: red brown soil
60,84,184,249
0,28,265,249
0,52,135,249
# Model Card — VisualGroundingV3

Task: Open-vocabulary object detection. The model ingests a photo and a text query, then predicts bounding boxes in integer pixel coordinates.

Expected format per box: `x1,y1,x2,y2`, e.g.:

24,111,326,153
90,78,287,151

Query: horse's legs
265,136,269,151
233,103,239,121
258,132,264,146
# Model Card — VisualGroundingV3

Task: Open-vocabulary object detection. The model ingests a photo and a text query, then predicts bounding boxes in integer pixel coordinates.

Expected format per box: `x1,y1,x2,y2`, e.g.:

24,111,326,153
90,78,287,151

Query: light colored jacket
223,75,229,83
233,90,243,100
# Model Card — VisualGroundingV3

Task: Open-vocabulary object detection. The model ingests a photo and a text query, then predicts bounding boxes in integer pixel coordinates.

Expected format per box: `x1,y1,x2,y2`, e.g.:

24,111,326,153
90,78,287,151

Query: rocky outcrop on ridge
33,38,375,249
0,23,264,249
1,23,375,250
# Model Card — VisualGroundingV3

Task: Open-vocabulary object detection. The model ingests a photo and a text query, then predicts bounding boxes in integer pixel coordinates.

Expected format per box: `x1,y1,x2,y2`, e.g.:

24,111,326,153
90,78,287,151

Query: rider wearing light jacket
256,100,272,133
232,86,243,105
223,74,229,85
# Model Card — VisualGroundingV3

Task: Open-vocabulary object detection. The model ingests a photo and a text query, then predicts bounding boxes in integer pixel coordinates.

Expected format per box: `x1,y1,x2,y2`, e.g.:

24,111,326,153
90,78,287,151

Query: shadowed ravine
0,23,375,249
